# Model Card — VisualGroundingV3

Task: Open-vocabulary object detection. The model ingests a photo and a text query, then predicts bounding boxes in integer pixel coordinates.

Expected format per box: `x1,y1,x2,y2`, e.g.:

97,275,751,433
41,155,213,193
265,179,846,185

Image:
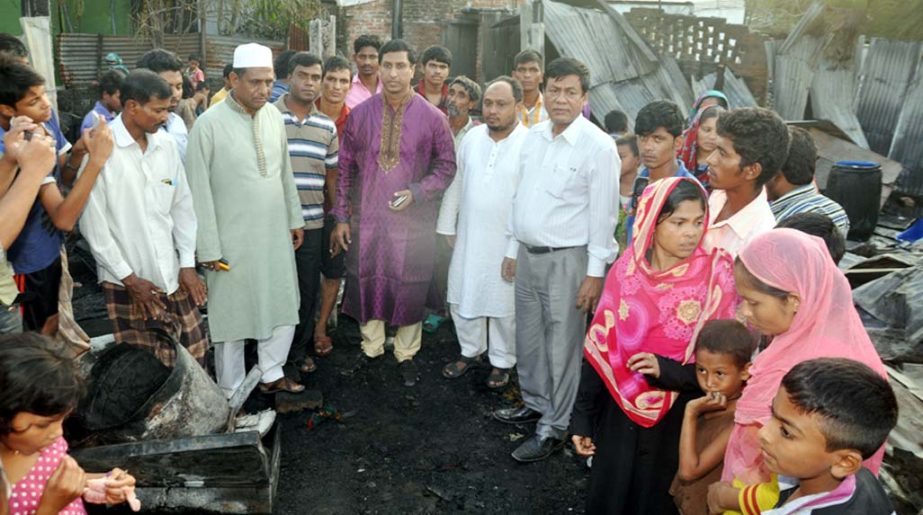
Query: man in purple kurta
331,39,456,387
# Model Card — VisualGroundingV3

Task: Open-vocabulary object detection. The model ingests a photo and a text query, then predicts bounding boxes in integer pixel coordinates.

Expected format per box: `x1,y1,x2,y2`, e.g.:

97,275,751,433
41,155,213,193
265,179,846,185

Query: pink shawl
584,177,738,428
722,229,887,483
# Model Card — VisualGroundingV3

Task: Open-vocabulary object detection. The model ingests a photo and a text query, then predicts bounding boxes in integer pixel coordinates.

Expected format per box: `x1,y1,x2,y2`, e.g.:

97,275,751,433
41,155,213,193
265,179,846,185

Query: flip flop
259,377,305,394
486,367,511,390
422,313,446,334
314,334,333,357
442,354,482,379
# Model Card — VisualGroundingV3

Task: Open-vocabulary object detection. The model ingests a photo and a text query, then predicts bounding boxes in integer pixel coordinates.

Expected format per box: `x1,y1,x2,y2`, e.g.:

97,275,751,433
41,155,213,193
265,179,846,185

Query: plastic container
825,160,882,241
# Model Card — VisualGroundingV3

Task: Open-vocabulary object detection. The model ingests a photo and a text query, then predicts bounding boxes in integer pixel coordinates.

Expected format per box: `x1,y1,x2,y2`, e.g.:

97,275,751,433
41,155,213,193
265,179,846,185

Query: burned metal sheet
810,50,869,148
855,39,923,156
853,265,923,362
889,64,923,197
771,2,826,120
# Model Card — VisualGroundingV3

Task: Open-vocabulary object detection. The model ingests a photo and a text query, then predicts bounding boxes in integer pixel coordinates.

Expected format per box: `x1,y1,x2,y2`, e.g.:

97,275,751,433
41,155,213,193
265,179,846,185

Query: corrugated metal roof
890,69,923,196
855,38,923,156
690,70,757,108
810,57,869,148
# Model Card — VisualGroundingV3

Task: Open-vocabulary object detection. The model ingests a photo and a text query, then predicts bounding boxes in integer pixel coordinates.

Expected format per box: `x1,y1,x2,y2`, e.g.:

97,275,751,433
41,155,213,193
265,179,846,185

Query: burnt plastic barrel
825,160,882,241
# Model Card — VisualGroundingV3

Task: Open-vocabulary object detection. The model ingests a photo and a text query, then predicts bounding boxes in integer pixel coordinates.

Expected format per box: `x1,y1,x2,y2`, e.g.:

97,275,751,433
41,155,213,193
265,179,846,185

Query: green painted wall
0,0,22,35
57,0,133,35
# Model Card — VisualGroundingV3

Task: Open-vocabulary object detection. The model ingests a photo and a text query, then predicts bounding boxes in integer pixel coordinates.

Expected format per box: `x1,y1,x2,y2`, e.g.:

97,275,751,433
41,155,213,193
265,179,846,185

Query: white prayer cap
233,43,273,69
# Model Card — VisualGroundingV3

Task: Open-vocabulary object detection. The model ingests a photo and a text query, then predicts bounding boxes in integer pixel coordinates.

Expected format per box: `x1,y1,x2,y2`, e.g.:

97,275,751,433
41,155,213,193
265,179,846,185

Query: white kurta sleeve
185,117,223,262
436,141,467,236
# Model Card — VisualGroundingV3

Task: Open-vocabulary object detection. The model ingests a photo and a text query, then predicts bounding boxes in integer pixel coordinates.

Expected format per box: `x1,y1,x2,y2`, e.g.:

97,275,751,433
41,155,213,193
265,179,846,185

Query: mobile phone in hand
389,193,409,209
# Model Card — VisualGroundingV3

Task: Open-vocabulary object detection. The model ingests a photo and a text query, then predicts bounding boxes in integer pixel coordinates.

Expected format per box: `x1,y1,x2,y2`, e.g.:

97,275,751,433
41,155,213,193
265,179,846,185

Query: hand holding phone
388,189,413,211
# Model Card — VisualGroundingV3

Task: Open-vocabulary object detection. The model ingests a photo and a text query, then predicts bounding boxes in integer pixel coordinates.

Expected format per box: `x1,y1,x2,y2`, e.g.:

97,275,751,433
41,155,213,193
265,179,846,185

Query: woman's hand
571,435,596,457
627,352,661,378
103,468,136,504
36,456,86,514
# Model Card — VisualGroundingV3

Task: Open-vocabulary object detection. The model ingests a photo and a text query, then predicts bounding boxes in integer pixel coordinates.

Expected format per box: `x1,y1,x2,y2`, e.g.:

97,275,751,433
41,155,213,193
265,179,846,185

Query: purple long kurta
332,93,456,326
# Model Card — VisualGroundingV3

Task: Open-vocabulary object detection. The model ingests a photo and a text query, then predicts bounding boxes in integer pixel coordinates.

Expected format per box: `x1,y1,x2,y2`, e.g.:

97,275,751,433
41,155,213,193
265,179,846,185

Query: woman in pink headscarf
708,228,886,511
571,177,738,514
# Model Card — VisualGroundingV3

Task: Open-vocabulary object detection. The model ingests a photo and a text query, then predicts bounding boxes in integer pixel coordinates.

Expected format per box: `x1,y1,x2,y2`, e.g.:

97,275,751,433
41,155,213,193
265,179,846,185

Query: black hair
656,178,706,224
0,33,28,59
136,48,183,74
187,53,200,62
635,100,684,138
699,104,723,124
98,69,124,97
323,55,351,77
782,358,897,458
353,34,382,55
288,52,324,77
0,333,85,435
615,133,639,157
733,256,791,300
545,57,590,94
421,45,452,67
605,110,628,134
485,75,523,103
181,74,194,99
120,69,173,106
695,319,755,368
379,39,416,65
222,63,234,79
195,80,209,92
780,126,816,186
273,50,297,79
450,76,481,103
776,212,845,264
0,55,45,107
513,49,543,69
716,107,790,187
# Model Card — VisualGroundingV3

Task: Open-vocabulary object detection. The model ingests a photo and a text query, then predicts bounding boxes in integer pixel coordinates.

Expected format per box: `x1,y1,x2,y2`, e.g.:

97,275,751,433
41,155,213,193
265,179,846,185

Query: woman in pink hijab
710,228,887,510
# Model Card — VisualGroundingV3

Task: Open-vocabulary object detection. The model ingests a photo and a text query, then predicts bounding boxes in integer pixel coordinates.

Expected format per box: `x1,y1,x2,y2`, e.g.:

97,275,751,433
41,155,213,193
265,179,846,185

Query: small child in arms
707,357,898,514
670,320,754,515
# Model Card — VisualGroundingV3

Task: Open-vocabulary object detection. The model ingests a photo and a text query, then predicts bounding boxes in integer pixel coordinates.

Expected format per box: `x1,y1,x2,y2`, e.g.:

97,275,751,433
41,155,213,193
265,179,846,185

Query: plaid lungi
102,282,209,368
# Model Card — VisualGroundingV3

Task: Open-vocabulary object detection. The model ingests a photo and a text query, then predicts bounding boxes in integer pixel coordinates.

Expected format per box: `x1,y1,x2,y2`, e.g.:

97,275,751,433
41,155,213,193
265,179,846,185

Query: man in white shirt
136,49,189,160
437,76,527,390
80,70,207,368
703,107,788,256
494,58,620,462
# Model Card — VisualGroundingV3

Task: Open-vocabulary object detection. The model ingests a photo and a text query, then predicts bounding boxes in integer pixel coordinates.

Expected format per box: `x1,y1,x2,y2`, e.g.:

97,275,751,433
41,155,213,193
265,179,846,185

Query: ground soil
270,317,589,514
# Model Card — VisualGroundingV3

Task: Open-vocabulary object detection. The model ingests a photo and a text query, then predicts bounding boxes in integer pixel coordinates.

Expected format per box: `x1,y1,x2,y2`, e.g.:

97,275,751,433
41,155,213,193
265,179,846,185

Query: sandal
441,354,482,379
423,313,447,334
259,377,305,394
486,367,511,390
314,334,333,357
298,357,317,374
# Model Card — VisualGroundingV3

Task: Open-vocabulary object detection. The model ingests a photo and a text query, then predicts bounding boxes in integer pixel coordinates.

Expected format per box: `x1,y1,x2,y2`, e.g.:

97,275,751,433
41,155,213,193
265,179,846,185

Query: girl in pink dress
0,333,138,515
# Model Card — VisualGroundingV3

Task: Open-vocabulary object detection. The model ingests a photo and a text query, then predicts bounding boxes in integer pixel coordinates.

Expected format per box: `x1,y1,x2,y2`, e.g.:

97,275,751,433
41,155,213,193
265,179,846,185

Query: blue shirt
0,111,71,273
625,160,699,243
269,81,289,103
80,101,116,133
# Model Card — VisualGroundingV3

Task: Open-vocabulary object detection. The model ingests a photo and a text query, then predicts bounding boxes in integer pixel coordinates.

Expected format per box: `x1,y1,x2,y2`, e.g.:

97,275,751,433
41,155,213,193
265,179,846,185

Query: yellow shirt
208,87,229,108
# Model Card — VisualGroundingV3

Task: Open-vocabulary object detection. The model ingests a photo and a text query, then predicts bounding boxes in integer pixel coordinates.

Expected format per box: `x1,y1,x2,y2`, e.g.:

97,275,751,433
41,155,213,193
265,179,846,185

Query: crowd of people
0,27,900,514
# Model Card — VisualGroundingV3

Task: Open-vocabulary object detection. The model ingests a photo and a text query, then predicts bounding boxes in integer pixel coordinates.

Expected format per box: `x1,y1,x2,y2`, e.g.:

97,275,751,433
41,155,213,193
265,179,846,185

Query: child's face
10,85,52,124
1,411,67,455
758,387,844,482
694,349,749,399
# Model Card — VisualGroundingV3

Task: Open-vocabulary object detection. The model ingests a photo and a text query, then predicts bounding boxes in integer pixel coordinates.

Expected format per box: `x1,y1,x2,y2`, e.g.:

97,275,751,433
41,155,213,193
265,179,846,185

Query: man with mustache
80,70,208,368
186,43,306,397
331,39,456,388
136,49,189,161
345,35,382,110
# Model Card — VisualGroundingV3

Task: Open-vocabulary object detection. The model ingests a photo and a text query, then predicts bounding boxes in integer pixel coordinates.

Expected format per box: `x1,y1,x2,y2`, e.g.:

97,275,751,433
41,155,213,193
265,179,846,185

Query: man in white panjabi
437,77,528,390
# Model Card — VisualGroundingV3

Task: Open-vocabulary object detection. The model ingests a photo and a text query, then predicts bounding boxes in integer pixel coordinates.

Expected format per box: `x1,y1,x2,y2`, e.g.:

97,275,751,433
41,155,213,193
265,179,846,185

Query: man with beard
186,43,306,397
331,39,456,387
345,35,382,109
80,70,208,368
136,49,188,160
416,46,452,114
446,76,480,147
274,52,339,374
437,76,527,390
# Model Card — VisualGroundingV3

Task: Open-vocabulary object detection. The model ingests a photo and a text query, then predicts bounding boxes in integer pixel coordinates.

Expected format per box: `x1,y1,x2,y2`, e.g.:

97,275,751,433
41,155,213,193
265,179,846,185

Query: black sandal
486,367,511,389
441,354,482,379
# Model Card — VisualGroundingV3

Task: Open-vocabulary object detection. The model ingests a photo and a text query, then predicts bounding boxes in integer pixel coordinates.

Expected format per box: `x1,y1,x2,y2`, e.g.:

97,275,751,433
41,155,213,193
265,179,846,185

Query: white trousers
450,303,516,369
215,324,295,397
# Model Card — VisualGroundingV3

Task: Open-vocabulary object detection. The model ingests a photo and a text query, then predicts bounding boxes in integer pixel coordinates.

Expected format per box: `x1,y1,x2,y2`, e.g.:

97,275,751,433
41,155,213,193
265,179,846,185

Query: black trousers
288,228,323,364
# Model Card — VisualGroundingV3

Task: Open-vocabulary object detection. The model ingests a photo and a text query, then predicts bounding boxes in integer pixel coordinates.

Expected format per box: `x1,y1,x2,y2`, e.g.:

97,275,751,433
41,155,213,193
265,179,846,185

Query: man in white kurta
185,44,306,397
436,78,527,388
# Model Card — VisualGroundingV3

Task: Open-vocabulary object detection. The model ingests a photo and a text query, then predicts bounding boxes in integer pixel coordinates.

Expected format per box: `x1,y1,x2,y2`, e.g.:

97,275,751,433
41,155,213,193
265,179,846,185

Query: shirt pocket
545,164,577,199
151,179,175,213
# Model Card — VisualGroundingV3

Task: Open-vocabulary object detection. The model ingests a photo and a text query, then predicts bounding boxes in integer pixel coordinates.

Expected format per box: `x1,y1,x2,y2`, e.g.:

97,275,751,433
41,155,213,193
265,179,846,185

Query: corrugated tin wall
57,33,283,88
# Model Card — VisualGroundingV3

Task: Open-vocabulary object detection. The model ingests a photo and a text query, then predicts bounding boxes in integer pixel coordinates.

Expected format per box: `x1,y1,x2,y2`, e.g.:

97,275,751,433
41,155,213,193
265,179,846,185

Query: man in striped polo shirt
274,52,339,375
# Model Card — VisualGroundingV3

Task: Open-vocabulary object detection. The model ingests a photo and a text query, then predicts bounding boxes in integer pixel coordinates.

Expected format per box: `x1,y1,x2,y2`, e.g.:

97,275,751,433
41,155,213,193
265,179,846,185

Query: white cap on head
233,43,273,69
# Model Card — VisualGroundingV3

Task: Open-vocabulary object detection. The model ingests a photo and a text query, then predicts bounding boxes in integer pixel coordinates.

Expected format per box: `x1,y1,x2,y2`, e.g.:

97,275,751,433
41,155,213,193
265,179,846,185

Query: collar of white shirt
112,115,165,151
539,114,585,146
709,187,773,239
